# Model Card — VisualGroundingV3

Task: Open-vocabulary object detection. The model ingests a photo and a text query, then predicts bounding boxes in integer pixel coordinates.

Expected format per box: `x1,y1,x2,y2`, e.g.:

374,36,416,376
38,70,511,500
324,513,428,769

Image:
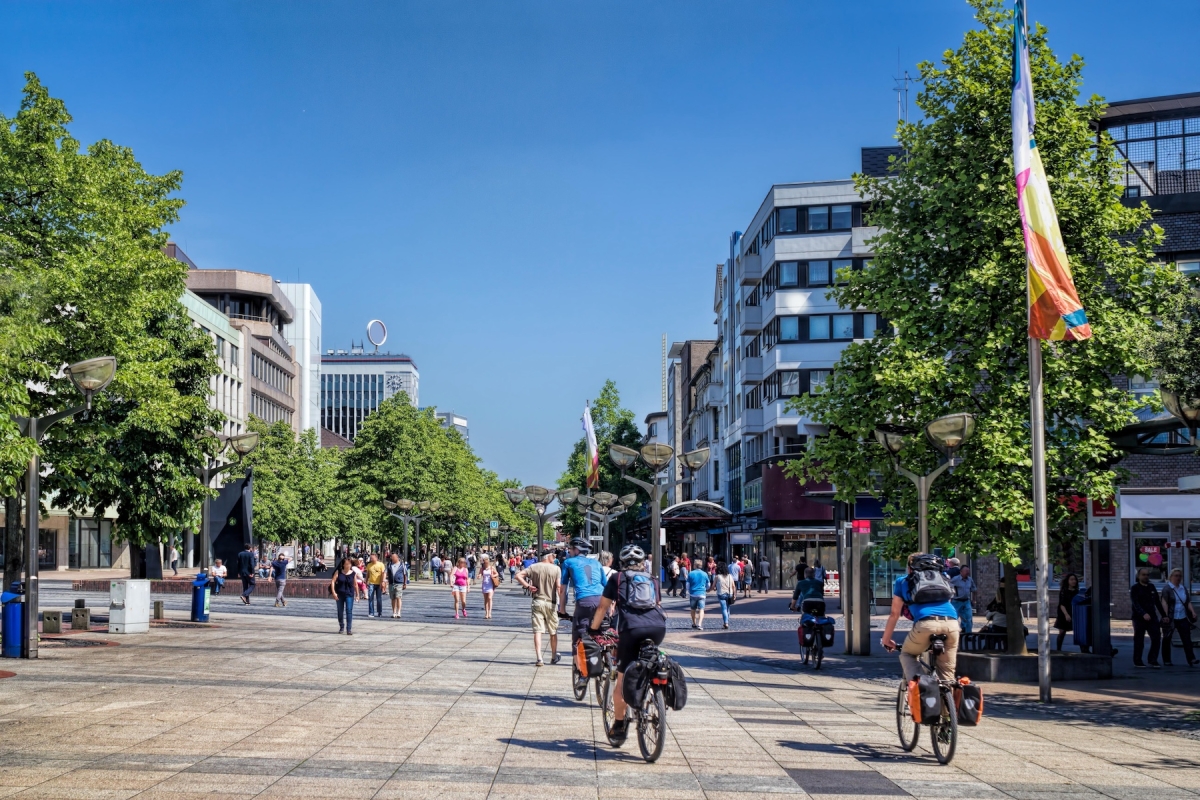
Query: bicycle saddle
929,634,948,654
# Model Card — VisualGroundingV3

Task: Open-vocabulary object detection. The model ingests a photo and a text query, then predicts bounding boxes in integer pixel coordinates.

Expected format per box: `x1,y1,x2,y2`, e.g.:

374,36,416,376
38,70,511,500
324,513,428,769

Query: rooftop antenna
894,48,914,126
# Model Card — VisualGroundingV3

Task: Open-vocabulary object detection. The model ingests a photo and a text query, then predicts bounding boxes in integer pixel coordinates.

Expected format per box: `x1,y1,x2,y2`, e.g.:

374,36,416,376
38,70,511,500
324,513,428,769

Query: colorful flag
1012,0,1091,341
582,403,600,489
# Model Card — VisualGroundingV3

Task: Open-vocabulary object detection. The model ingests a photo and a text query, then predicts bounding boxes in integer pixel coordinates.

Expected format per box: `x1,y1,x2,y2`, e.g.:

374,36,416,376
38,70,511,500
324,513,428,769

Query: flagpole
1029,336,1052,703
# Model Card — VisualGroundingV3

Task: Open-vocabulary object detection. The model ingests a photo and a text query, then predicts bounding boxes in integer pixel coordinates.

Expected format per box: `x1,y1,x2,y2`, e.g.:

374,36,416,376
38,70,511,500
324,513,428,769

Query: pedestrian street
0,582,1195,799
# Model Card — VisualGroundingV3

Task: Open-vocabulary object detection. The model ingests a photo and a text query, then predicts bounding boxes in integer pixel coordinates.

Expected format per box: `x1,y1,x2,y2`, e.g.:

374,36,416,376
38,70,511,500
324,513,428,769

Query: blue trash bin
1071,588,1091,651
2,582,25,658
190,573,211,623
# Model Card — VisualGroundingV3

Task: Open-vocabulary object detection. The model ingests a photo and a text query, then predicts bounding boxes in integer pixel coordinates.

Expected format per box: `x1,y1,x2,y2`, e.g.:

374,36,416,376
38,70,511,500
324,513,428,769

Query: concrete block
957,651,1113,683
153,600,164,620
71,608,90,630
42,611,62,634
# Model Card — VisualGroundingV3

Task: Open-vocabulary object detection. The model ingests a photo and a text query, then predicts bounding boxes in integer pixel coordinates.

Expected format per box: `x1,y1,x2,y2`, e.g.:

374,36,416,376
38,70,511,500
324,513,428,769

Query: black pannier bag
662,656,687,711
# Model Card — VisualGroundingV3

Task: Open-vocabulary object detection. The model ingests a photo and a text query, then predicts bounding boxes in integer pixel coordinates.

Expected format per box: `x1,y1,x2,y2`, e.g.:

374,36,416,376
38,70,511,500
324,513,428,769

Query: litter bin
2,582,24,659
1072,587,1091,652
190,572,211,623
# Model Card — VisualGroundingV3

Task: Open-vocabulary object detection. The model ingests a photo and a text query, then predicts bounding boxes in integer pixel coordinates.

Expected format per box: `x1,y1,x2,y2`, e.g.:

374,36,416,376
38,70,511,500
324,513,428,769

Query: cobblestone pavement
2,581,1195,798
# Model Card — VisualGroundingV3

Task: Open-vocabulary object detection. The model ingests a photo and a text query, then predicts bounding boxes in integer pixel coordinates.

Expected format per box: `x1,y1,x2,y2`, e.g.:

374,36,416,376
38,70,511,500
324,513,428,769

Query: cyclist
559,537,607,651
789,567,825,612
588,544,666,742
881,552,960,682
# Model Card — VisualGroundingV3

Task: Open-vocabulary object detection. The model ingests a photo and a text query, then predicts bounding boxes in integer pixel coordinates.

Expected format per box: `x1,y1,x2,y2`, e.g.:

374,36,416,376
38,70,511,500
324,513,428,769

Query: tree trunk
4,496,23,591
1004,561,1028,655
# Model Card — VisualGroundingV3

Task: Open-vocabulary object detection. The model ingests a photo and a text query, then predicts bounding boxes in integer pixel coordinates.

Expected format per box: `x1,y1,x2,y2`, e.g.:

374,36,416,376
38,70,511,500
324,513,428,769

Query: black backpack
906,554,953,604
618,569,657,611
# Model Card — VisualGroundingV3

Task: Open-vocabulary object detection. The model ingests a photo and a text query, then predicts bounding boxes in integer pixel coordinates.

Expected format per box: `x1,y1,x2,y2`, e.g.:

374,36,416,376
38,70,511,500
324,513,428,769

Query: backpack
906,555,953,604
617,569,657,611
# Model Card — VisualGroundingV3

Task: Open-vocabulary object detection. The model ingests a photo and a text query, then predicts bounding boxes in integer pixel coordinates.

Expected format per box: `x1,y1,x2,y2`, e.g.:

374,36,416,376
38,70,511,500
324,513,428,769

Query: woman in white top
478,555,501,619
714,561,736,630
1161,568,1198,666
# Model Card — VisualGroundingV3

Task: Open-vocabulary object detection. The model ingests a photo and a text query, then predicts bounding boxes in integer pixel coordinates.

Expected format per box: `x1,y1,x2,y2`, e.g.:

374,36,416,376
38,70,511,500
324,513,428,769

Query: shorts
531,599,559,634
617,625,666,672
688,596,706,610
388,584,403,599
451,585,468,595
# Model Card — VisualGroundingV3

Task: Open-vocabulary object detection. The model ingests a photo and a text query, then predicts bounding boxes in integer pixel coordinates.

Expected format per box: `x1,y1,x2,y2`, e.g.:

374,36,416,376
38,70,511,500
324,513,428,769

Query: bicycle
796,598,831,670
594,632,668,763
891,634,958,765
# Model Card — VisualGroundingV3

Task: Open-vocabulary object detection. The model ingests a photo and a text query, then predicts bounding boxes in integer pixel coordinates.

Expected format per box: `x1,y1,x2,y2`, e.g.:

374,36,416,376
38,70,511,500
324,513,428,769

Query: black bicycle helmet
619,544,645,567
569,537,590,553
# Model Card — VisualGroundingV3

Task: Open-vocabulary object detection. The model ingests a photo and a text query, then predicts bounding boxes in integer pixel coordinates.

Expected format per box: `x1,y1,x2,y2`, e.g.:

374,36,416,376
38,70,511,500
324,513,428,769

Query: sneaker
462,610,468,618
550,653,562,665
274,601,281,608
1150,662,1163,668
610,719,628,743
1134,663,1147,668
536,660,544,667
455,612,460,619
347,630,353,635
724,623,729,630
338,627,344,634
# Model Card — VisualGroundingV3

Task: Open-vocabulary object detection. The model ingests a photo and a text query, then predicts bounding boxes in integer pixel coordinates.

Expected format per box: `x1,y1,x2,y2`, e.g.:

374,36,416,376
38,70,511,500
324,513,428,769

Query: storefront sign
1087,492,1121,540
730,532,753,544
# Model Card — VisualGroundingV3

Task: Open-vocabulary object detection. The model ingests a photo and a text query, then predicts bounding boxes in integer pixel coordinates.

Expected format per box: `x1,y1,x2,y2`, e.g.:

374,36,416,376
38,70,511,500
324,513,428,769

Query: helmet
619,544,645,567
569,537,590,553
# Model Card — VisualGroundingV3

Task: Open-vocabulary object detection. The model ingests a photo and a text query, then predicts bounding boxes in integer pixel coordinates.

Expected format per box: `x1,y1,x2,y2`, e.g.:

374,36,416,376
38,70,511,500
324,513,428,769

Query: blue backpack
618,569,657,611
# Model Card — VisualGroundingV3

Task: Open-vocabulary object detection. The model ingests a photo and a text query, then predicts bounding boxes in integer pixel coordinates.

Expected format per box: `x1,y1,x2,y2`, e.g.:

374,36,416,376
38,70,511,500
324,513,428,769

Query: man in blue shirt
559,538,607,651
881,553,960,682
687,562,711,630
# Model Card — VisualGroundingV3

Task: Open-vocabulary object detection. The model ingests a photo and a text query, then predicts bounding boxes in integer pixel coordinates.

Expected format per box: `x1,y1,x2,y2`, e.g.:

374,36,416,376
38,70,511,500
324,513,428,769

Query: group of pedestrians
1128,567,1198,667
329,552,410,634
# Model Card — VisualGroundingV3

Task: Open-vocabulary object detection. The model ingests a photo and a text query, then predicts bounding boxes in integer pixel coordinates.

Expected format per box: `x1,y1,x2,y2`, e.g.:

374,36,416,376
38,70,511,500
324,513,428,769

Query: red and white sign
1087,491,1121,540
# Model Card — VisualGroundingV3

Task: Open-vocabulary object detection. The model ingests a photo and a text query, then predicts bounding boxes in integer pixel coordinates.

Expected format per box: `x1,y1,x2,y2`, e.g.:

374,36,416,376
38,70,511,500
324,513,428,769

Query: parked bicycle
594,631,669,763
891,634,958,764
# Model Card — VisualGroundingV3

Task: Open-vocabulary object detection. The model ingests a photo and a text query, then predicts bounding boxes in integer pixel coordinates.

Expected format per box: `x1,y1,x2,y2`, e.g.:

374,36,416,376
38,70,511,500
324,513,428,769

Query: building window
1106,116,1200,196
862,314,879,339
810,370,831,394
779,317,800,342
647,422,657,437
1131,521,1170,584
70,518,112,569
807,260,830,286
780,371,800,397
1179,259,1200,276
832,313,855,340
808,206,829,231
743,479,762,510
778,207,798,233
809,315,831,340
831,204,853,230
833,258,854,284
779,262,799,287
1129,375,1158,402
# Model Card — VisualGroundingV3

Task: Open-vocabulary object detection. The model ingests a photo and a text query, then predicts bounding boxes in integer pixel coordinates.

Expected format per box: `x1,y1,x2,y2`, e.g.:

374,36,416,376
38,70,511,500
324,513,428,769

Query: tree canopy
0,74,219,545
786,0,1173,563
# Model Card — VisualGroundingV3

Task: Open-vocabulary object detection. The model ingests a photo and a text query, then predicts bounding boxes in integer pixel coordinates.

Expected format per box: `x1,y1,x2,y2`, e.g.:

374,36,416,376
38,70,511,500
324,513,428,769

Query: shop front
770,528,838,590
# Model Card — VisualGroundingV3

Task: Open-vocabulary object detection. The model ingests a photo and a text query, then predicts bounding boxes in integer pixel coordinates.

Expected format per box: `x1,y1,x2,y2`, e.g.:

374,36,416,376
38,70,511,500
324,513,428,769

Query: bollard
72,607,91,630
42,610,62,634
153,600,164,620
74,598,86,609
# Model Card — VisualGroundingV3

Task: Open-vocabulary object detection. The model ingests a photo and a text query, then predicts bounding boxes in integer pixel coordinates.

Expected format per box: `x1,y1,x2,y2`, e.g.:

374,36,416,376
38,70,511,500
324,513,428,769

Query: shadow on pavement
474,690,581,709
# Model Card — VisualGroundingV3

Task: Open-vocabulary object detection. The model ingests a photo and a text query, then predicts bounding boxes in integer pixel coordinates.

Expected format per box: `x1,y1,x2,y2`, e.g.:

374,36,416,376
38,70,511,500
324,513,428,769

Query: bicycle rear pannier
953,680,983,726
575,638,604,678
908,675,943,724
799,622,816,648
820,621,835,647
622,660,652,709
663,657,688,711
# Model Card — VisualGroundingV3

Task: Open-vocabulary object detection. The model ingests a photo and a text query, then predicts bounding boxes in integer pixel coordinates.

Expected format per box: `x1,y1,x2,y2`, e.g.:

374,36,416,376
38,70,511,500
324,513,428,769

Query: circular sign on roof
367,319,388,349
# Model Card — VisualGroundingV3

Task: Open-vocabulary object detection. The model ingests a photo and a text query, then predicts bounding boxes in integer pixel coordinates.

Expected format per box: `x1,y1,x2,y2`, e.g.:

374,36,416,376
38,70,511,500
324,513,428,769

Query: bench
961,632,1007,652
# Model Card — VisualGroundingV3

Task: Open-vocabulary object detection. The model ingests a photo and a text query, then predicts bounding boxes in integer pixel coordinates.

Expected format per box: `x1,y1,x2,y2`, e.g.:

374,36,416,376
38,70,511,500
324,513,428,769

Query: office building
320,346,419,442
665,340,716,506
434,410,469,443
279,283,323,438
180,288,246,439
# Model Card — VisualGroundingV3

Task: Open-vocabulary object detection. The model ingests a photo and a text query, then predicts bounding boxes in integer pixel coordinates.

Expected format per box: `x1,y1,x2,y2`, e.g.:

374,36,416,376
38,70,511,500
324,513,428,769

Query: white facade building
433,409,469,443
321,347,419,442
180,289,246,438
279,283,323,439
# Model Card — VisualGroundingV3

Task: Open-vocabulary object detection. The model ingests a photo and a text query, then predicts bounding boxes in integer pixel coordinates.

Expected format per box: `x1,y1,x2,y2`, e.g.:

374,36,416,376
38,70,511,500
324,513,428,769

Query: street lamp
196,430,259,571
14,356,117,659
383,498,422,571
578,491,636,553
610,443,710,583
1161,390,1200,446
874,412,976,553
505,486,568,552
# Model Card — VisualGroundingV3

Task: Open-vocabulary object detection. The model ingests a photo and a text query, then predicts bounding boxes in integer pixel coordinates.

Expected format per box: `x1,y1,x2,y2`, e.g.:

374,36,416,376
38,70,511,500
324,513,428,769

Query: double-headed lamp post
14,356,117,659
382,498,420,569
197,431,260,570
505,486,577,552
609,443,710,583
579,491,636,552
874,412,976,554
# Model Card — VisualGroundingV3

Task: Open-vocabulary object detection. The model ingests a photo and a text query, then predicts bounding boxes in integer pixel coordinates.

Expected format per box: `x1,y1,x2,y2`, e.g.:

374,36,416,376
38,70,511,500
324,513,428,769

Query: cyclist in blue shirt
881,553,960,682
559,537,607,650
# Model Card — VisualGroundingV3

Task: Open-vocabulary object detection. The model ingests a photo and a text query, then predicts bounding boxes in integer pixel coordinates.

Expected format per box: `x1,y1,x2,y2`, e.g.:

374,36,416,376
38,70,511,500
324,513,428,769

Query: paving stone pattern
3,582,1195,799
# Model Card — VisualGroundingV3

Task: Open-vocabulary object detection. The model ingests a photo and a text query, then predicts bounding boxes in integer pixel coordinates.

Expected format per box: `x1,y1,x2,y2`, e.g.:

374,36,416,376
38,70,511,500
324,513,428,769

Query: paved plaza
0,580,1194,799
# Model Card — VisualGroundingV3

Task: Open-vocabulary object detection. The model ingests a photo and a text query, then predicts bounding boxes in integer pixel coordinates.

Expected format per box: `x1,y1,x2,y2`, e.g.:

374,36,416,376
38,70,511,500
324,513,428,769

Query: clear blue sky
4,1,1196,487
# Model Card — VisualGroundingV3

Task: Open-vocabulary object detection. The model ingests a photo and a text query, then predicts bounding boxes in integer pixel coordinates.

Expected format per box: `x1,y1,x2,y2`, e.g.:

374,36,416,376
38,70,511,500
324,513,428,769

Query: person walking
687,559,711,630
331,557,357,634
236,543,257,605
508,554,518,583
431,553,443,585
757,554,771,593
1131,567,1163,668
451,557,471,618
1054,573,1079,651
714,561,736,629
441,556,454,587
386,553,408,619
741,557,754,599
169,545,179,577
352,558,367,601
479,554,501,619
666,555,680,597
1161,568,1198,666
729,558,742,596
270,551,290,608
812,559,826,584
950,564,977,634
516,550,562,666
365,554,386,618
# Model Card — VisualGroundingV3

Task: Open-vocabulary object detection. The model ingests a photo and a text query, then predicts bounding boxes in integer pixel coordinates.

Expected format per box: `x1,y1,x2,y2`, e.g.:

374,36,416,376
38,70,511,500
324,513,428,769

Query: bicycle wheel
637,687,667,763
814,640,824,671
600,671,621,745
896,681,919,752
930,688,958,765
572,658,588,701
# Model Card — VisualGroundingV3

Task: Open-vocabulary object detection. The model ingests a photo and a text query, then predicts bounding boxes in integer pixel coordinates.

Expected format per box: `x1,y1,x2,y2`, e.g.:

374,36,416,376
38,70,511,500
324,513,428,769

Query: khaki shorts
388,584,403,599
531,599,559,634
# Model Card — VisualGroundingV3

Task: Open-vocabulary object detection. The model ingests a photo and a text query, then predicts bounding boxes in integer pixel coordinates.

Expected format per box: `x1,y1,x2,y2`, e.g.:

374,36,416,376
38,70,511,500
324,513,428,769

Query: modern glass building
320,348,419,442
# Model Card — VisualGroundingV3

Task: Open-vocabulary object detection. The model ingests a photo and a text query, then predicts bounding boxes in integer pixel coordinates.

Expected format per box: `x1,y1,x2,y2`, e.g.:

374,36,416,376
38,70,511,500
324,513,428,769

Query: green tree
1147,271,1200,406
239,419,303,544
785,0,1172,651
557,380,651,542
0,74,220,554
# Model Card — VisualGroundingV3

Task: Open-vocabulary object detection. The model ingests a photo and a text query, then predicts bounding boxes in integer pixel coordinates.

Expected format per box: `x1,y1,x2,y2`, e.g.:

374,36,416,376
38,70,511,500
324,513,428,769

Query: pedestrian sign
1087,492,1120,540
489,520,499,529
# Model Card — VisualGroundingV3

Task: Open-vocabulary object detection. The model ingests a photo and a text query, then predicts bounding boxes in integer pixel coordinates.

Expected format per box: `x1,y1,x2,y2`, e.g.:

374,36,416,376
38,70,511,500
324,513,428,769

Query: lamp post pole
12,356,117,660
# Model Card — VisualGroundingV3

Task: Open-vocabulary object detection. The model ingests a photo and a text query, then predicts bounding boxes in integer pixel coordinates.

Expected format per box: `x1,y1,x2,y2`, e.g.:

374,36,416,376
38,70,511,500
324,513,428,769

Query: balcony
740,253,763,285
741,407,764,433
703,380,723,409
740,304,762,332
852,226,880,256
741,356,762,384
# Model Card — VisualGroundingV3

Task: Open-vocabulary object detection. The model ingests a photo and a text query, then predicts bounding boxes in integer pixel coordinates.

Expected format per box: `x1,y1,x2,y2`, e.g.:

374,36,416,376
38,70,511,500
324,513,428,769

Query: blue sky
3,1,1196,487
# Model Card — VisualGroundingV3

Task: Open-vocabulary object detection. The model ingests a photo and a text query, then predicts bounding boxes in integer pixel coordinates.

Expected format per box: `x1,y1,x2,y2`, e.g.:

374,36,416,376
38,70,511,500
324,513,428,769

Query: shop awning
1166,539,1199,548
1121,494,1200,520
